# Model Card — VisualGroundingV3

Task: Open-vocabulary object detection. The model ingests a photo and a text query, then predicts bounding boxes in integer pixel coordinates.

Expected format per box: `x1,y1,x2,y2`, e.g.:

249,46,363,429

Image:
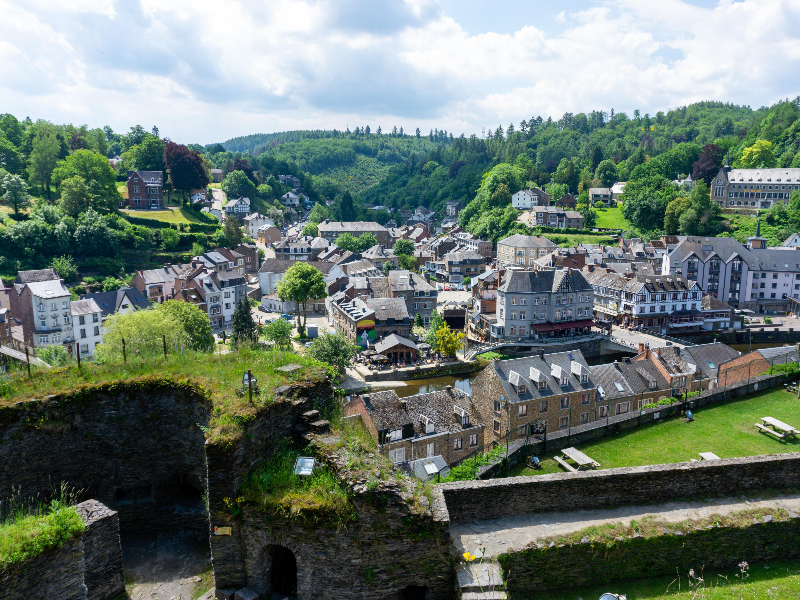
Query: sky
2,0,800,145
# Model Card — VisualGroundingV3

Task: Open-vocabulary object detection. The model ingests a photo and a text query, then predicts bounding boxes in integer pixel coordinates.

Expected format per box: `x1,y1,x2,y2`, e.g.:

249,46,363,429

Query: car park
280,313,294,321
258,305,268,313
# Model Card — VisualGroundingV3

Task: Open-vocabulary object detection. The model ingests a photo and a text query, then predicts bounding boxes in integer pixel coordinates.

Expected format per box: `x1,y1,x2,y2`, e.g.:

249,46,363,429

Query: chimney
638,342,645,354
445,385,453,395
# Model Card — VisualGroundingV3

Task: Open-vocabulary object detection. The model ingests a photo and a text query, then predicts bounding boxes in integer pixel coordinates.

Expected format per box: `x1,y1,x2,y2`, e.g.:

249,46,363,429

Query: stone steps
461,592,508,600
456,560,506,598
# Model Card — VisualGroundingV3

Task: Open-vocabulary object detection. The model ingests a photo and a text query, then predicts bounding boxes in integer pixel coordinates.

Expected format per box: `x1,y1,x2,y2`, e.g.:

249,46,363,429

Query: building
445,201,462,217
374,334,419,363
258,259,345,296
125,170,164,209
132,265,188,304
317,221,390,246
497,234,558,267
10,268,60,320
0,308,11,347
511,188,550,209
256,223,282,246
631,345,697,399
589,188,612,206
278,174,302,189
70,299,103,358
611,182,626,202
344,387,485,466
388,270,437,325
716,345,799,388
471,350,597,444
81,287,151,320
224,196,251,217
519,206,583,229
681,342,742,390
365,297,411,340
452,233,494,259
439,250,485,283
467,269,501,341
328,295,377,346
270,237,329,262
281,192,302,208
362,246,398,270
709,156,800,209
19,278,73,348
210,169,223,182
232,244,259,274
243,213,274,239
492,268,594,341
701,294,735,330
555,194,577,209
783,233,800,249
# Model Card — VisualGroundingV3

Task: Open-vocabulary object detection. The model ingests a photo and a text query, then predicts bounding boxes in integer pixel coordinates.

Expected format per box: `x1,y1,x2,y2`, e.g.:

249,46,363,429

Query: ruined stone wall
0,381,211,534
437,453,800,524
0,537,87,600
74,500,125,600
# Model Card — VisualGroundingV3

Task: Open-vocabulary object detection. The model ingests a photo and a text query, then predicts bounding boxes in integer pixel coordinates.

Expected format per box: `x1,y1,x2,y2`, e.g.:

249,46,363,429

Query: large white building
710,157,800,209
511,188,550,209
71,299,104,358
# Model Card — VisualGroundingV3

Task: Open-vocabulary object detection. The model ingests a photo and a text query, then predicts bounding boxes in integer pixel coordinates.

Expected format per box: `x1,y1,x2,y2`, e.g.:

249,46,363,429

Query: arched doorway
269,545,297,597
399,585,427,600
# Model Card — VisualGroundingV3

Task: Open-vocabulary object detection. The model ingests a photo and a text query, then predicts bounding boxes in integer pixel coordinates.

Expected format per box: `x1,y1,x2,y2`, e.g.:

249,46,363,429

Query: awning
533,323,554,332
550,320,595,331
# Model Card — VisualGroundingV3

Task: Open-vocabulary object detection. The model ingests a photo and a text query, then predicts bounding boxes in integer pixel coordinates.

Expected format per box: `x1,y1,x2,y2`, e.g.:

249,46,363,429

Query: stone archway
267,544,297,597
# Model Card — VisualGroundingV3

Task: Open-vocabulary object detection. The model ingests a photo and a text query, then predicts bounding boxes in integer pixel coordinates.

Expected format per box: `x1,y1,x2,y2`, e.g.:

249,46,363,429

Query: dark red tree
692,144,724,185
164,141,209,206
233,157,258,185
68,132,89,151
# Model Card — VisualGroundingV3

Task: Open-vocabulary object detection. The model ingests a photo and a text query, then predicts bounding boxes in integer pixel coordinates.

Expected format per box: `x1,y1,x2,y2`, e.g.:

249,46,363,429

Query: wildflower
463,552,476,562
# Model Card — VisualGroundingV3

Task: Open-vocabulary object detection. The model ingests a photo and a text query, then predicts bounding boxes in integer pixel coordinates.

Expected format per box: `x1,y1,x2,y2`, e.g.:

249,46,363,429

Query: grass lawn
545,233,617,247
534,558,800,600
120,207,206,224
595,206,628,229
508,388,800,477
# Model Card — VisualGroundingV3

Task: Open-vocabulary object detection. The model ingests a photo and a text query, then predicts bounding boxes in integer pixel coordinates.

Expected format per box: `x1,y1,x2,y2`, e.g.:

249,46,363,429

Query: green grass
595,206,629,229
120,208,207,224
509,388,800,477
191,565,214,599
544,233,617,247
532,558,800,600
0,346,329,446
476,351,518,361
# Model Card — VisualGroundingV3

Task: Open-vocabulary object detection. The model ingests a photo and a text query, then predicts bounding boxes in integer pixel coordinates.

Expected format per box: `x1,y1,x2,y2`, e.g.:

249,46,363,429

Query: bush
187,222,221,234
764,316,773,324
79,257,124,276
49,256,79,282
36,345,72,367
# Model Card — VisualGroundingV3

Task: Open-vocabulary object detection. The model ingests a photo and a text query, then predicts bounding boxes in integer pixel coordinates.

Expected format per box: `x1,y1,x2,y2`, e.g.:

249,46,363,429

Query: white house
224,196,251,217
70,299,104,358
258,259,346,298
511,188,550,209
281,192,302,208
243,213,274,238
20,279,73,348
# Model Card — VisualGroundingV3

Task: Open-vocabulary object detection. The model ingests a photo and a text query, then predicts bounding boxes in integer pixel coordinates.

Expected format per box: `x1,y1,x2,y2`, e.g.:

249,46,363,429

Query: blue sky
2,0,799,144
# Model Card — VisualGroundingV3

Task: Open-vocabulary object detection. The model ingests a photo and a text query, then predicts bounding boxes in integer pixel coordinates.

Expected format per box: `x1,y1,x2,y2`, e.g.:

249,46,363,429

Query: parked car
444,285,450,291
258,305,268,313
304,341,313,348
280,313,294,321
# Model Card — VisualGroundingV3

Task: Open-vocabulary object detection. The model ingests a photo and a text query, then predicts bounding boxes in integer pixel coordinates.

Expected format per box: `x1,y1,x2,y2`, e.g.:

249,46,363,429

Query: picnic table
756,417,799,440
555,447,600,472
699,452,720,461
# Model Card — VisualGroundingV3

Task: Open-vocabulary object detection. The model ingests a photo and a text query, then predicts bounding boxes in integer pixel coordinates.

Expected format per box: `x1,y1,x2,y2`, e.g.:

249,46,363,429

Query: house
270,237,329,262
471,350,597,443
555,194,577,209
681,342,742,390
388,270,437,325
518,206,583,230
708,156,800,209
492,268,594,341
440,250,485,283
10,269,60,321
452,233,493,259
233,243,260,274
281,192,302,208
631,345,696,398
0,308,11,347
701,294,735,330
589,188,612,206
589,357,670,415
70,299,103,358
361,246,398,270
497,234,558,267
344,386,485,465
256,223,282,246
374,334,419,363
611,182,626,202
81,287,151,320
258,260,345,296
213,248,247,275
190,189,207,204
243,213,274,239
317,221,391,246
365,297,411,340
278,175,302,190
407,227,431,244
445,200,462,217
124,170,164,209
467,269,501,341
224,196,251,217
428,236,458,260
19,278,73,348
210,169,223,182
327,295,377,346
511,188,550,209
716,345,799,388
0,277,10,315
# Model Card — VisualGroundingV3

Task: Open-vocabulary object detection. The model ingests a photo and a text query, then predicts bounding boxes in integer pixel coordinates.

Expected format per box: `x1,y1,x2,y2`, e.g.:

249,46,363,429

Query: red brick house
125,170,164,209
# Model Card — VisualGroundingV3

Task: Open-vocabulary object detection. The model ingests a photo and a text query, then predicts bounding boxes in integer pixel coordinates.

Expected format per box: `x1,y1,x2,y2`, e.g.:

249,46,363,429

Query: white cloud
0,0,799,143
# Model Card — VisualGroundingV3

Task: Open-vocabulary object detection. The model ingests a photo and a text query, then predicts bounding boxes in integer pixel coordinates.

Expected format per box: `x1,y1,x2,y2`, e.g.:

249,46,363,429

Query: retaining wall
499,515,800,593
437,453,800,524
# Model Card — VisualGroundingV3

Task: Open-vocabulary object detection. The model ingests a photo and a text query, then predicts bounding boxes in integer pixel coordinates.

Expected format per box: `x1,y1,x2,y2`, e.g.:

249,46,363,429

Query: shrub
764,316,773,324
79,257,124,276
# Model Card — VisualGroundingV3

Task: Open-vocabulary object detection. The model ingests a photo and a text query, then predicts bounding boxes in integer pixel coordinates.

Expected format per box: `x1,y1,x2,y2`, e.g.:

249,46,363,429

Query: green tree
221,170,256,200
305,332,359,373
594,159,618,188
156,299,215,351
223,216,244,248
590,145,604,172
96,309,190,362
740,140,777,169
308,203,330,224
0,136,23,174
2,173,31,216
160,228,180,250
276,262,326,335
52,149,120,211
664,197,692,234
50,255,79,282
38,345,72,367
102,276,123,292
398,254,417,271
334,232,359,252
59,175,91,217
302,222,318,237
434,322,463,357
27,127,60,198
621,174,675,232
425,309,444,346
393,238,415,256
123,134,165,172
581,206,598,228
414,313,424,328
263,317,293,349
231,298,258,346
356,232,378,252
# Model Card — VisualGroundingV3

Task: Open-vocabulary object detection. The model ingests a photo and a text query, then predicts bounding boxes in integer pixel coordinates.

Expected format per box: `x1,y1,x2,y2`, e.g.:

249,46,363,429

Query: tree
59,175,91,217
73,208,120,257
305,332,358,373
740,140,777,169
621,174,675,232
96,309,190,362
334,232,359,252
164,141,209,206
691,144,724,185
393,238,415,256
102,276,123,292
50,255,79,281
664,197,692,234
263,317,293,349
123,134,165,172
156,300,215,351
434,322,464,357
231,298,258,346
425,310,444,346
339,191,356,221
160,228,180,250
308,203,330,224
356,232,378,252
594,159,618,188
414,313,424,328
590,145,604,172
221,170,256,200
52,149,120,211
276,262,326,336
302,223,318,237
232,158,258,185
223,216,244,248
2,173,31,216
581,206,598,228
27,127,60,198
0,136,23,174
398,254,417,271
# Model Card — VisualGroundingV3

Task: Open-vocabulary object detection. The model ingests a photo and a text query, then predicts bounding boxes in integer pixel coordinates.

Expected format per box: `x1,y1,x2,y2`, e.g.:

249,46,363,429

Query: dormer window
518,384,526,394
539,380,546,390
581,374,588,383
649,380,657,389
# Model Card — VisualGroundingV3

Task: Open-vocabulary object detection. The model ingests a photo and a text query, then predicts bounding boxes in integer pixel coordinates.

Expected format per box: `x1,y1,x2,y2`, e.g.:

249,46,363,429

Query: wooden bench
562,446,601,469
554,455,577,472
762,417,799,437
756,423,786,439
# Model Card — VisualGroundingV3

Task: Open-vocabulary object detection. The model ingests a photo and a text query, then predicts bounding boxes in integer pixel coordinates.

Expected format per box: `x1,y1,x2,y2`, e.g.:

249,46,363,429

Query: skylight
614,382,624,392
707,361,715,369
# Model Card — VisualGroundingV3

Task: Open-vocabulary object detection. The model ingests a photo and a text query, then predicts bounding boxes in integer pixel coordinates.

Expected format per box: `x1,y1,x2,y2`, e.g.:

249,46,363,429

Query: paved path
452,493,800,559
610,327,687,351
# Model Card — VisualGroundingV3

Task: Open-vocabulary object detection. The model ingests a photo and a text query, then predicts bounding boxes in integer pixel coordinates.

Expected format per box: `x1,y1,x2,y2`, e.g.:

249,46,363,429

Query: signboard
213,526,232,536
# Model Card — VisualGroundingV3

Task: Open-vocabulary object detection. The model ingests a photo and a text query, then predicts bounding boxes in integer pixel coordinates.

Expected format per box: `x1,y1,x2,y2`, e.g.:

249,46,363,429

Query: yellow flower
463,552,476,562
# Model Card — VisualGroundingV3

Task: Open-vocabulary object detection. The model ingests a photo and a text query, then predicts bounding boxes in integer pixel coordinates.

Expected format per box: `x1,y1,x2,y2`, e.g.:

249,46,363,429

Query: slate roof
652,346,696,377
360,390,411,431
362,245,396,260
723,167,800,183
25,280,70,298
16,269,59,284
82,287,151,317
589,188,611,195
404,386,484,437
667,236,756,267
258,260,338,275
70,298,102,316
498,234,558,249
682,343,741,379
757,346,800,363
491,350,595,404
374,334,418,353
499,269,592,294
701,294,733,311
317,221,388,234
389,271,436,293
589,362,635,400
365,297,409,322
750,248,800,273
444,249,484,263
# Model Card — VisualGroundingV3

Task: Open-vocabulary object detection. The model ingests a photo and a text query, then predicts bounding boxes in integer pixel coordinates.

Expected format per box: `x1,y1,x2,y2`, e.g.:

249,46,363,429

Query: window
494,400,501,413
426,442,434,457
616,401,630,415
389,448,405,464
580,412,589,424
598,405,608,418
79,316,85,325
469,434,477,447
493,420,500,432
38,303,45,312
581,393,590,405
520,311,526,320
518,404,528,417
560,397,569,409
539,380,546,390
539,400,548,413
51,302,57,311
94,326,99,336
453,438,463,451
518,384,526,394
80,329,86,339
39,335,49,344
559,416,569,429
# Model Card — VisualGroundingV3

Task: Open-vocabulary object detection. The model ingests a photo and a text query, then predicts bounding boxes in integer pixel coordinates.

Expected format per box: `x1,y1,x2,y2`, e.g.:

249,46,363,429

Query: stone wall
362,360,480,382
0,537,87,600
241,488,454,600
74,500,125,600
0,381,212,535
499,516,800,593
436,453,800,524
